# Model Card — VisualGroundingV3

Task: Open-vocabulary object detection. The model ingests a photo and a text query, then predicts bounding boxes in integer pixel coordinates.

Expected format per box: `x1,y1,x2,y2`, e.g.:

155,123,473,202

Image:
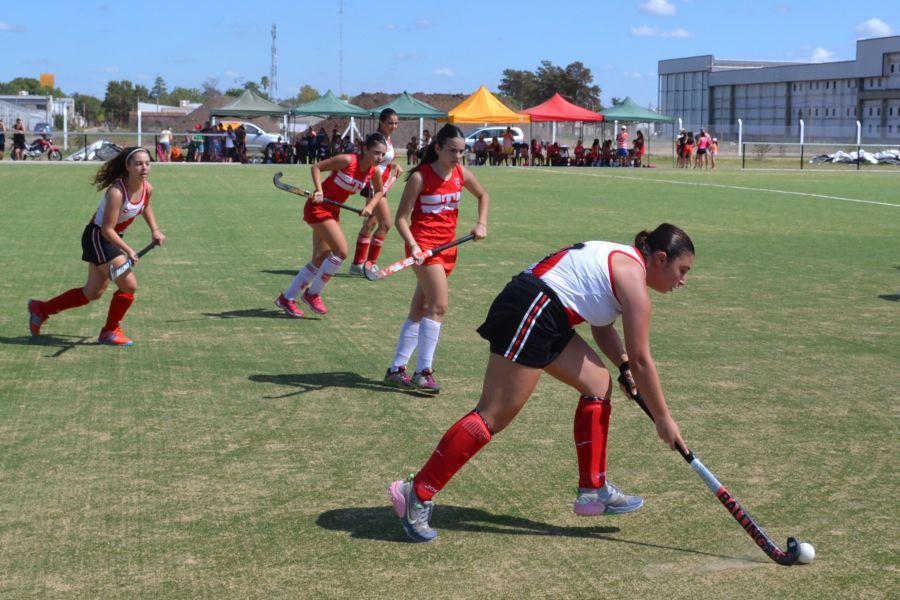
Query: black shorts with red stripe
81,224,124,266
476,273,575,368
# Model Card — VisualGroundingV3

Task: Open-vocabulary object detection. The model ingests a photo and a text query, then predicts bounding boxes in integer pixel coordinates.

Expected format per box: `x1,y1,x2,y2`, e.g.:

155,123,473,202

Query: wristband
618,361,630,376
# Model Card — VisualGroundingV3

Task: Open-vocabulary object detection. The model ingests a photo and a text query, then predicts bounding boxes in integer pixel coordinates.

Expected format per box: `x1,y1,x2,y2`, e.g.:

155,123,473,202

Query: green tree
296,85,320,104
151,76,168,105
498,61,601,109
72,93,104,127
0,77,65,97
168,87,204,105
102,80,149,126
498,69,537,108
201,78,221,100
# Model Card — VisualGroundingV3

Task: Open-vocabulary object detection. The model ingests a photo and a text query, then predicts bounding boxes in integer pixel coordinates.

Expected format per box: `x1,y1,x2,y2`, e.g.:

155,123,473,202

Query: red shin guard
366,235,385,263
42,287,90,316
413,411,492,501
574,395,611,489
353,235,371,265
103,291,135,331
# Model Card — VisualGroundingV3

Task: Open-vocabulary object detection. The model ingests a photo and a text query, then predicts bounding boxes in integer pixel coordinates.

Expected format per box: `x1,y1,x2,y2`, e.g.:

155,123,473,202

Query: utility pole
270,24,278,100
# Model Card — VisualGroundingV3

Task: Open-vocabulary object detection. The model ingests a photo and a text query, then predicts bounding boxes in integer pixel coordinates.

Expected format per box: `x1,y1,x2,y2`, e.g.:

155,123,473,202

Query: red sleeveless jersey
410,162,464,247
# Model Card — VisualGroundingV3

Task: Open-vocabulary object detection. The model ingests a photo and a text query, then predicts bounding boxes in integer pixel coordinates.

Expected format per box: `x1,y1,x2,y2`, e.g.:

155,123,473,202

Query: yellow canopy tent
446,86,530,124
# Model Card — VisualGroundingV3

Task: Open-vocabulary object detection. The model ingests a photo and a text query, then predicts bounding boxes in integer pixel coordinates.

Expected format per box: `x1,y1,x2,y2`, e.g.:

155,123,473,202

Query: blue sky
1,1,897,108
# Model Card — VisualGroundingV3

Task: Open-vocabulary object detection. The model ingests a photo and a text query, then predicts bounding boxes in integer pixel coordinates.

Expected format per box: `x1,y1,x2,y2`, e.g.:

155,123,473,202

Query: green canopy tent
290,90,371,144
599,97,674,166
209,89,289,118
368,91,448,152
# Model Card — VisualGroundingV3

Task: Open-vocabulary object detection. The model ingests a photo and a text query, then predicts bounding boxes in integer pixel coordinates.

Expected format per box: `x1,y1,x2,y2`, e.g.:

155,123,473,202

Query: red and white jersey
410,162,464,245
321,153,374,204
90,179,150,233
377,137,394,181
525,241,646,326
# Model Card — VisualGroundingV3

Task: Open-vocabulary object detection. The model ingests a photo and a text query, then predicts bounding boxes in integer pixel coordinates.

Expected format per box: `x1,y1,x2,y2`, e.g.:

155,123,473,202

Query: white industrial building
658,35,900,142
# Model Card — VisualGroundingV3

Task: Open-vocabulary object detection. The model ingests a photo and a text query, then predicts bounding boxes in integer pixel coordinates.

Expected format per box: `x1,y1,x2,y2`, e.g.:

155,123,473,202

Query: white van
463,126,525,151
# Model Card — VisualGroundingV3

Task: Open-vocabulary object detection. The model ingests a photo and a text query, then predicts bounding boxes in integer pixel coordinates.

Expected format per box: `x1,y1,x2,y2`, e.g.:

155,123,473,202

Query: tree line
3,59,604,128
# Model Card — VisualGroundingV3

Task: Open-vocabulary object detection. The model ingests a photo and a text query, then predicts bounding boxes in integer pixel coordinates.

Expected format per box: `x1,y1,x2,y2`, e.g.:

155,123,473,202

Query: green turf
0,162,898,598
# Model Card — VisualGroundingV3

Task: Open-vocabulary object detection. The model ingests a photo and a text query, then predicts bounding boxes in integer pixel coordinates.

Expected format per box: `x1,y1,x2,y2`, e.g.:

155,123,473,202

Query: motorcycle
20,135,62,160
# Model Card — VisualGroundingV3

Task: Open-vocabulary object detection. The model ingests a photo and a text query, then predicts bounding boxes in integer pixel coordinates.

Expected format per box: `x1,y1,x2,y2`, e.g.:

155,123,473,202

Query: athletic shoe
383,365,413,388
365,263,380,278
274,293,304,318
573,481,644,516
348,263,364,276
388,477,438,542
411,368,440,394
27,299,47,337
301,291,328,315
98,327,134,347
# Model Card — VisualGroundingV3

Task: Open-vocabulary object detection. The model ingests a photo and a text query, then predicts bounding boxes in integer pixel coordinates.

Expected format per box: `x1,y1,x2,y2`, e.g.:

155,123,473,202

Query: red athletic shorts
405,240,458,276
303,198,341,224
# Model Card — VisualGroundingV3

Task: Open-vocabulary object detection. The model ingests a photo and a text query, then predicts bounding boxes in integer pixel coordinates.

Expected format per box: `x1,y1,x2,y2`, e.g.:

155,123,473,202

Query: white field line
522,168,900,209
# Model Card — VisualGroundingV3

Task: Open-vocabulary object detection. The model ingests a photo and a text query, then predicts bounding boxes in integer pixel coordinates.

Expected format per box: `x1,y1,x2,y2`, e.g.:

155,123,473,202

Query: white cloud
226,70,241,79
383,23,397,31
631,25,659,37
855,18,893,39
416,19,433,29
809,48,835,63
662,27,691,38
639,0,676,16
433,67,454,77
623,71,644,80
631,25,690,38
99,66,119,73
0,21,26,32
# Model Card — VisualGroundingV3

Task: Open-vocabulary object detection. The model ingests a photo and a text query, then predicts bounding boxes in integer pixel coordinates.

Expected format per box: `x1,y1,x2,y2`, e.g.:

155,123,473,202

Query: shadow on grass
317,504,757,561
0,334,92,358
248,371,433,398
201,308,319,320
878,293,899,302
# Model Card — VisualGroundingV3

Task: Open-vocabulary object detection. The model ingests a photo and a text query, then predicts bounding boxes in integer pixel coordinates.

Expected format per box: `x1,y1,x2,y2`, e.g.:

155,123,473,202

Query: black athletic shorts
476,273,575,368
81,224,124,265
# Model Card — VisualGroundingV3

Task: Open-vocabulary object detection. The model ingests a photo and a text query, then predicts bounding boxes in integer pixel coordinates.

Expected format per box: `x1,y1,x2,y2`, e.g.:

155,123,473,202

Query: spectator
200,121,214,162
676,129,686,168
573,139,586,166
235,124,248,163
0,117,5,160
547,140,561,166
330,128,342,157
13,117,26,160
682,132,695,168
615,125,629,167
514,141,529,166
589,139,601,166
224,125,236,163
188,124,203,162
530,138,545,166
601,140,614,167
159,126,173,161
709,137,718,169
316,127,329,160
695,128,711,169
472,133,488,165
631,130,645,167
406,136,419,166
488,136,502,165
501,126,515,165
418,129,432,161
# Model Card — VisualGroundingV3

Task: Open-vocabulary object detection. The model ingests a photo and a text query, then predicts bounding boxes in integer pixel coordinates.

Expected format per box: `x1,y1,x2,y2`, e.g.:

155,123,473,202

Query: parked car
217,121,284,160
33,122,53,134
463,126,525,151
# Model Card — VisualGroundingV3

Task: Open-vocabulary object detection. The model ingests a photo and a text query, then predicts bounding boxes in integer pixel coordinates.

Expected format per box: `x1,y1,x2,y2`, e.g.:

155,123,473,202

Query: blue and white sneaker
573,481,644,516
389,477,438,542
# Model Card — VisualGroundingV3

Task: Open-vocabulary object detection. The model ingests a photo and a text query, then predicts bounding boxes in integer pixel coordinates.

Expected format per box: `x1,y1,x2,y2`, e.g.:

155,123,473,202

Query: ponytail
634,223,695,261
407,123,465,179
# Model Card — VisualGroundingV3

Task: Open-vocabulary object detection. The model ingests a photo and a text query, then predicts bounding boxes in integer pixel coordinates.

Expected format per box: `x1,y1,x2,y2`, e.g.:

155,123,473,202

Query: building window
815,109,819,116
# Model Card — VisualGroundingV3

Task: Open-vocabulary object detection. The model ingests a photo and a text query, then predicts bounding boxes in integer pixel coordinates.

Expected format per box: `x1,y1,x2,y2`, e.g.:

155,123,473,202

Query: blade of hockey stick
363,234,476,281
108,240,159,281
625,386,801,566
272,172,363,214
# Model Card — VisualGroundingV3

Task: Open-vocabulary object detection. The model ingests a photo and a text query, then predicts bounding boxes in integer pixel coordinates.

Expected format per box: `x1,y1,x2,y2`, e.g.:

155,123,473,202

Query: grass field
1,162,898,599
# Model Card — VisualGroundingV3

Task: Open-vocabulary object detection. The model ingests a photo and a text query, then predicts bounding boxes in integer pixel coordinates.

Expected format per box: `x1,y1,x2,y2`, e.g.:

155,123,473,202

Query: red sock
366,235,385,263
42,287,90,316
103,291,135,332
352,234,371,265
413,411,492,501
574,396,611,489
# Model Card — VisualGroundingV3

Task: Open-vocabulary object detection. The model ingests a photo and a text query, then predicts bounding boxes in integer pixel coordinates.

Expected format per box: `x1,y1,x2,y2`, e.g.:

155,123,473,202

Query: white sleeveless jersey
90,179,149,233
376,137,394,176
525,240,645,326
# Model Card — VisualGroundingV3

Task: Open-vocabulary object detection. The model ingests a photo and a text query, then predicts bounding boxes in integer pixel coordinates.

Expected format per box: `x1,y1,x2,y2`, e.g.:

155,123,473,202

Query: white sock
307,253,343,295
415,317,442,373
391,319,420,369
286,262,317,299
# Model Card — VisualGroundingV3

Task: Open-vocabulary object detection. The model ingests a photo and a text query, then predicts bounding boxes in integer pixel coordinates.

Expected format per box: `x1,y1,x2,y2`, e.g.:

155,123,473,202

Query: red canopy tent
520,93,604,122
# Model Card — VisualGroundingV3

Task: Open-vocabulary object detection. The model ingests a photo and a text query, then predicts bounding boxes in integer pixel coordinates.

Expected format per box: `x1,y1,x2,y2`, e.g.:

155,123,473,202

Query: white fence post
737,118,743,156
137,110,142,148
799,119,804,145
856,120,861,145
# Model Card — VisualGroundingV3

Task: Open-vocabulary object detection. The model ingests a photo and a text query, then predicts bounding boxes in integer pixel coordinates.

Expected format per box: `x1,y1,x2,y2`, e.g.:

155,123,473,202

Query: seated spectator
589,138,601,166
631,130,645,167
514,142,529,166
406,136,419,165
488,137,502,165
573,139,586,166
601,140,614,167
546,141,561,166
472,134,488,165
418,129,432,161
530,138,545,166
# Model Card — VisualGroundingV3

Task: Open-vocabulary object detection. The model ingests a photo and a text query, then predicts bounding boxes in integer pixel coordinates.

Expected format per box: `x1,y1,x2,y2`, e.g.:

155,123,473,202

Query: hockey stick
272,172,363,215
108,240,159,281
620,375,802,566
363,234,476,281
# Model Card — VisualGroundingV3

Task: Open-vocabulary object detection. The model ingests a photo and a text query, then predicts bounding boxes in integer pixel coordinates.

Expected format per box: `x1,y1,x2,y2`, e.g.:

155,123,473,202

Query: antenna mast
270,24,278,100
338,0,343,96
